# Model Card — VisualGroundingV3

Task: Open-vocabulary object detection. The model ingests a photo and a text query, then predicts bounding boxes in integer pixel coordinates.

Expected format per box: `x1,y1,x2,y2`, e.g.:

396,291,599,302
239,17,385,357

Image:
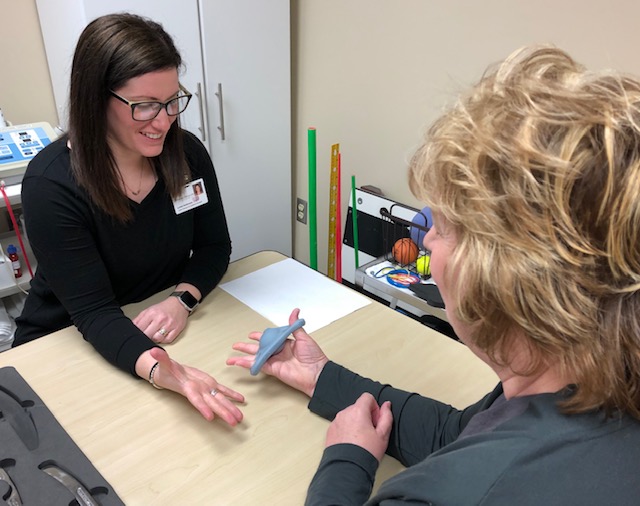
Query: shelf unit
0,230,33,352
0,233,33,297
355,257,448,323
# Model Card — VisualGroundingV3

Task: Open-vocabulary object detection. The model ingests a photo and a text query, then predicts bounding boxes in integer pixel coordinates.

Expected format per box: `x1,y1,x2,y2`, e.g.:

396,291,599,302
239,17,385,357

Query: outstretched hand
149,347,244,426
226,309,329,397
326,393,393,462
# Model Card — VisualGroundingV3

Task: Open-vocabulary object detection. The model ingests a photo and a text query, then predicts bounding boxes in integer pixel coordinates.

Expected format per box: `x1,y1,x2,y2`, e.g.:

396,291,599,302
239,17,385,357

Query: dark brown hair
68,13,190,221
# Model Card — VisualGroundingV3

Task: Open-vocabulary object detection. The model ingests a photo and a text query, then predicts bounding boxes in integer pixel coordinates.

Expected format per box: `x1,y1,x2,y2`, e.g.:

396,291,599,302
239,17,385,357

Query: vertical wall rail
308,128,318,270
214,83,226,140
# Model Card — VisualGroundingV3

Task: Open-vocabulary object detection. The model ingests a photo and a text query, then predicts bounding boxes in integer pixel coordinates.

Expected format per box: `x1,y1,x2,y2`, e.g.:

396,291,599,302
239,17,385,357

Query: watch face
180,291,199,310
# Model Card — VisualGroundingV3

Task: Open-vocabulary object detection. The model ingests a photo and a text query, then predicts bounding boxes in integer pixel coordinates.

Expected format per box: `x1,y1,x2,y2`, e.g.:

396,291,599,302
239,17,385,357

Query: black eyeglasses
109,84,192,121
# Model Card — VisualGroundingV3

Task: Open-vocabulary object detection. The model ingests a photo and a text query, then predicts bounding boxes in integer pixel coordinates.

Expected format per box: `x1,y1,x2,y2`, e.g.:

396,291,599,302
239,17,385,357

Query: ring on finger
210,388,219,397
157,327,167,336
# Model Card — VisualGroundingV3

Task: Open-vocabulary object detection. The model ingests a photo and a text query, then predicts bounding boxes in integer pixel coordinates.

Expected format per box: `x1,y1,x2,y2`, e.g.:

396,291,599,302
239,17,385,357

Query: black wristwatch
171,290,199,314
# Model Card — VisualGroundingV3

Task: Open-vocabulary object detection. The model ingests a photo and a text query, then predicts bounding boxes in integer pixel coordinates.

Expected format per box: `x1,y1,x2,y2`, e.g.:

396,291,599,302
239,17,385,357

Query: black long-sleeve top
14,130,231,375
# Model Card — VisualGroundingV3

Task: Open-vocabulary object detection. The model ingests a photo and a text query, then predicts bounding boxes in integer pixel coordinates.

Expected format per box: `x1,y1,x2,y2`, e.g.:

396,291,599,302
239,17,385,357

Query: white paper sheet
219,258,371,333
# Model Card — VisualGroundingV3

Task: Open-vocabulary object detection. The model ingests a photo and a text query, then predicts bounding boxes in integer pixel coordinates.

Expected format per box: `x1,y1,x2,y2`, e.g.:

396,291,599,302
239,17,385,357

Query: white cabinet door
35,0,87,129
199,0,292,259
36,0,207,142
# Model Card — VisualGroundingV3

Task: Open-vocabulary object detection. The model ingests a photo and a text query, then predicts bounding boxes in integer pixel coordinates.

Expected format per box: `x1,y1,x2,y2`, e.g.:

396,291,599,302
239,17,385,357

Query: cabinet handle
195,82,207,143
214,83,226,141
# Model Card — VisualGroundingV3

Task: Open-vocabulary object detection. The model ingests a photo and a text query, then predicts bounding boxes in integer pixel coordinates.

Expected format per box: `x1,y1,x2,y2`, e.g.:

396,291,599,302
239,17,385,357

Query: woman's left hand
133,296,189,343
148,348,245,425
325,393,392,462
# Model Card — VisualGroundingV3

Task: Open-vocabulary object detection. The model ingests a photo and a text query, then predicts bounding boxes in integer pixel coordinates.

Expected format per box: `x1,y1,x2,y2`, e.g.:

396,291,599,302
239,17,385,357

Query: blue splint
250,318,306,376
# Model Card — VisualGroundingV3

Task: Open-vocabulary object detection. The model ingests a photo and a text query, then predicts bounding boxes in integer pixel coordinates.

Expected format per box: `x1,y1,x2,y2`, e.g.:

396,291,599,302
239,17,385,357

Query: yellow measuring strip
327,143,340,279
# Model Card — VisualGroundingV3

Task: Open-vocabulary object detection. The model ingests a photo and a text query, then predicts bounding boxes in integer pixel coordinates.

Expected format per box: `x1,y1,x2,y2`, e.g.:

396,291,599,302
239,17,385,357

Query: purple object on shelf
410,207,433,247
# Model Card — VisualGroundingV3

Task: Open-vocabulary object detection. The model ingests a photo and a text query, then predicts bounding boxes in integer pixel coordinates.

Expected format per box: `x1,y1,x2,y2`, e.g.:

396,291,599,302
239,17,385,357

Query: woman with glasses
14,13,244,426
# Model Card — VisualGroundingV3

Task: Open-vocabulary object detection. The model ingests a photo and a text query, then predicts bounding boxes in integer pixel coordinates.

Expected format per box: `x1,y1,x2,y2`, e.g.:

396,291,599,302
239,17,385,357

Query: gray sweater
306,361,640,505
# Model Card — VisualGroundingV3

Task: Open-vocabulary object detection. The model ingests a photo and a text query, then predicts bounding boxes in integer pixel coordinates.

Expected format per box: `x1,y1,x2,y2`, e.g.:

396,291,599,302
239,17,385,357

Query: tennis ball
416,255,431,276
392,238,419,265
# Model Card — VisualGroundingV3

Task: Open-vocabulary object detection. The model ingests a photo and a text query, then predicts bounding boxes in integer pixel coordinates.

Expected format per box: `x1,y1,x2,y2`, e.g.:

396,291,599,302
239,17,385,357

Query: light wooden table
0,251,497,504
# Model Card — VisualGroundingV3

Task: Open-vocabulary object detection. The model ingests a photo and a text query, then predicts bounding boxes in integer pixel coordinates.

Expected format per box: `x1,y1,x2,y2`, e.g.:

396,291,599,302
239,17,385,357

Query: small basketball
392,238,419,265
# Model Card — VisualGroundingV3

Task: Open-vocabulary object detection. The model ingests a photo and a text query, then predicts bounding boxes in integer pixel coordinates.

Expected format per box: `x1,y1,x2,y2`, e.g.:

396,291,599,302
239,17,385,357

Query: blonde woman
229,46,640,503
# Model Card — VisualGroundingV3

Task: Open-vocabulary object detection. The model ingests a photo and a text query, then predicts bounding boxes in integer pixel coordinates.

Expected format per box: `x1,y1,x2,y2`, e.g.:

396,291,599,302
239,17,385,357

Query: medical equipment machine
0,122,58,186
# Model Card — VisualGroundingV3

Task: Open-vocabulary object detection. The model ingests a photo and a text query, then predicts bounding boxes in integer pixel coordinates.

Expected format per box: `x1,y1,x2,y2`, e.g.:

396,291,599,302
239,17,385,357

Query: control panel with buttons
0,122,57,185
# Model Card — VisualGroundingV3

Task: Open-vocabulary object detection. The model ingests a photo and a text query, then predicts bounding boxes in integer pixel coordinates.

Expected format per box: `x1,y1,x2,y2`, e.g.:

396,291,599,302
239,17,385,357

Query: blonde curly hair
409,45,640,418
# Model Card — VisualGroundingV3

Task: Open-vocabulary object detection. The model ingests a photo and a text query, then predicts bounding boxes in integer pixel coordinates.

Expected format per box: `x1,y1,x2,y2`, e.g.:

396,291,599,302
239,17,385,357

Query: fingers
210,401,244,426
375,401,393,438
227,340,260,370
207,392,244,425
232,342,260,354
150,326,179,344
356,392,378,410
211,383,245,403
289,308,307,339
289,308,301,325
225,355,254,369
247,331,263,340
133,301,188,342
325,394,392,460
227,343,257,367
356,393,393,436
190,384,245,426
139,318,177,343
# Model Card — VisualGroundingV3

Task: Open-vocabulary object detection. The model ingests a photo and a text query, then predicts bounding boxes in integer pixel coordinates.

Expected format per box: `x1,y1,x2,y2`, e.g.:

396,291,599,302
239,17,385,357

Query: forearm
79,312,159,375
308,362,389,420
177,245,228,299
305,444,377,506
308,362,487,467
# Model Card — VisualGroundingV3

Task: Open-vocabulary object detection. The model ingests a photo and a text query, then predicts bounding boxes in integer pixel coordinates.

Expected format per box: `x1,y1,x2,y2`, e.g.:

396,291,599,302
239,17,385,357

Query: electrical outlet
296,198,307,224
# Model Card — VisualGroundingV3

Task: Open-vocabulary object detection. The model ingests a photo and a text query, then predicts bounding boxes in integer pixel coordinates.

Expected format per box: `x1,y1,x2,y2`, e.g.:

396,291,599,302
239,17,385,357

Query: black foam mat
0,366,124,505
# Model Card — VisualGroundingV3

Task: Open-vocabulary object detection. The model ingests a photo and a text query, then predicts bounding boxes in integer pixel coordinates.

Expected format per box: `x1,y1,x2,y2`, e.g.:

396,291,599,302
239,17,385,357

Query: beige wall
0,0,57,126
293,0,640,273
5,0,640,273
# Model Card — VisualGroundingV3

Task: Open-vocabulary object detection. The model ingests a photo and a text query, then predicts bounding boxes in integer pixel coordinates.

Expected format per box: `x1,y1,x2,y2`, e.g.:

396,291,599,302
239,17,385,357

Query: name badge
173,178,208,214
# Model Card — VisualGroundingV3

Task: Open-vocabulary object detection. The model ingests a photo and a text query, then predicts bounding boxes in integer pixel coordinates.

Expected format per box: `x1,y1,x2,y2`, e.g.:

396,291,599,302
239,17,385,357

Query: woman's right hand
138,348,245,426
226,308,329,397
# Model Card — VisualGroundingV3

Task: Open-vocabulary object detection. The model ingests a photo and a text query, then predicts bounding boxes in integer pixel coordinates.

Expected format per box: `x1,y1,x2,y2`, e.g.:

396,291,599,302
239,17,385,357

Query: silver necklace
122,158,145,196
